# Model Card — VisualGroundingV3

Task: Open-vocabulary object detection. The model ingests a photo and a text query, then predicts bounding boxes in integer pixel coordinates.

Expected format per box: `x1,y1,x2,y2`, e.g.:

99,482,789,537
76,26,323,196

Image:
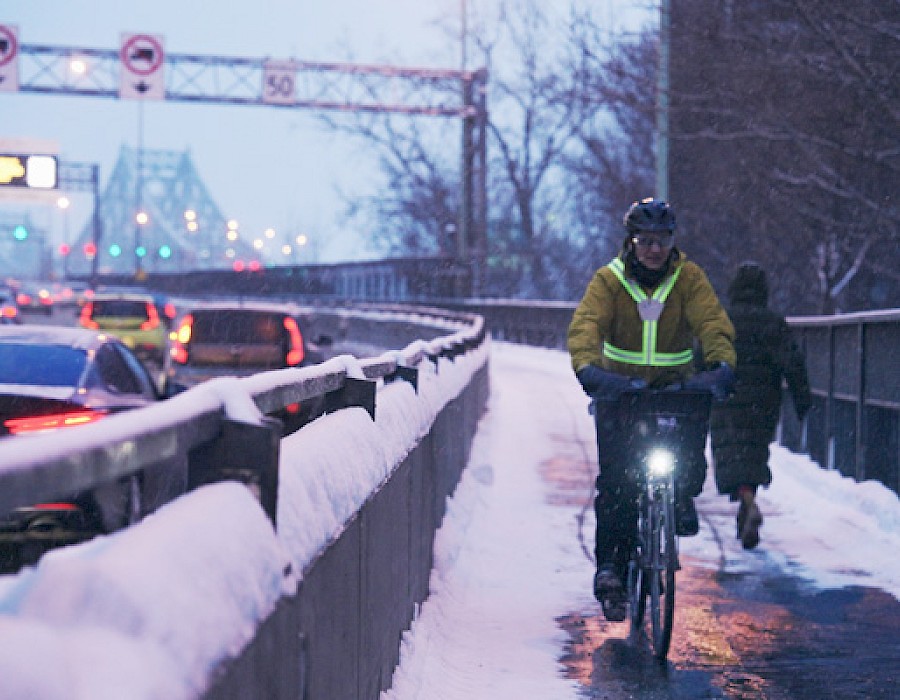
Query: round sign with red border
0,25,18,68
120,34,164,76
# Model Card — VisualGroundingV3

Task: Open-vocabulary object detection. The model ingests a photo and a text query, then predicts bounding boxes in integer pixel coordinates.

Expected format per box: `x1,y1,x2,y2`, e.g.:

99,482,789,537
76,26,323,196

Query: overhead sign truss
14,42,482,117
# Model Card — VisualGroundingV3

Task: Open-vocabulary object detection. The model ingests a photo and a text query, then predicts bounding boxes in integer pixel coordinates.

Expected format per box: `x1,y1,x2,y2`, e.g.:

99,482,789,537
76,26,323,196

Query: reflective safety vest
602,258,694,367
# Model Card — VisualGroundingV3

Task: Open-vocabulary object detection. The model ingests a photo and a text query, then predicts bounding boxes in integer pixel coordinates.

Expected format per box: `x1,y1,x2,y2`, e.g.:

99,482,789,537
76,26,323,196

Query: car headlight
648,448,675,476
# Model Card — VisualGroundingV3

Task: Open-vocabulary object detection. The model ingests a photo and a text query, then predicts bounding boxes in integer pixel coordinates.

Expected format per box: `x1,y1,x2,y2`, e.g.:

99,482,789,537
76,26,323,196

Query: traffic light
158,244,172,259
58,243,71,256
83,242,97,257
13,224,28,241
136,245,147,258
109,244,122,257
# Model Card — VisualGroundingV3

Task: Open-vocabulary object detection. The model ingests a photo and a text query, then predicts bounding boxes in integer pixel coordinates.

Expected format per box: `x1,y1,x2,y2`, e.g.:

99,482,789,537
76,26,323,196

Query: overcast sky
1,1,651,265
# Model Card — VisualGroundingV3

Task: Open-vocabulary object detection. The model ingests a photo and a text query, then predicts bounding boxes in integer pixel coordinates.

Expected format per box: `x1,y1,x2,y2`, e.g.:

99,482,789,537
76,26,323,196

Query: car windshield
0,344,87,386
191,311,285,344
92,300,149,318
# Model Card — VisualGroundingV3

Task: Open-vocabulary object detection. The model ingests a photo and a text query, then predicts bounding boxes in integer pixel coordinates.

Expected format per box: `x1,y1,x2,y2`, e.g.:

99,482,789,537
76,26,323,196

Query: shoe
675,497,699,536
594,564,627,622
738,499,763,550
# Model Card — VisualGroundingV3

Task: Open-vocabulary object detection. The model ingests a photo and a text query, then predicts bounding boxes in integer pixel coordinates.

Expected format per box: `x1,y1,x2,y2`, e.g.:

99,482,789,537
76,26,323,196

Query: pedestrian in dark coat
710,261,811,549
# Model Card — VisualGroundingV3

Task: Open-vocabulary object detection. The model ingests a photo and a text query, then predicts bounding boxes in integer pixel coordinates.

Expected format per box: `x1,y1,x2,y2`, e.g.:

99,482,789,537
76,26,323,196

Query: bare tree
669,0,899,313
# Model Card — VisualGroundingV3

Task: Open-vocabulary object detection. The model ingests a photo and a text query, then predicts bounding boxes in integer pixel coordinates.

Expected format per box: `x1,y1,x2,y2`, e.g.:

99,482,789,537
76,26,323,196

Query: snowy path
382,342,900,699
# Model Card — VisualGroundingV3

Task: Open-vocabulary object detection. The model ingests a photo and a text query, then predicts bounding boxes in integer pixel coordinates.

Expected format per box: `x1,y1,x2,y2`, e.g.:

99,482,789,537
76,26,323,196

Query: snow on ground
383,341,900,699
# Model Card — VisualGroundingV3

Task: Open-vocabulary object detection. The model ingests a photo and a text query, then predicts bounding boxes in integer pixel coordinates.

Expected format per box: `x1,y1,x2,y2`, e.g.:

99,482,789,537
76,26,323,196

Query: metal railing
0,305,486,534
446,300,900,495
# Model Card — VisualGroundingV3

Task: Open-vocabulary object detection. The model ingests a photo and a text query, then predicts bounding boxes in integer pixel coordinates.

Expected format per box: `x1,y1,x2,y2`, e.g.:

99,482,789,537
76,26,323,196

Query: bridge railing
0,304,486,542
0,303,490,699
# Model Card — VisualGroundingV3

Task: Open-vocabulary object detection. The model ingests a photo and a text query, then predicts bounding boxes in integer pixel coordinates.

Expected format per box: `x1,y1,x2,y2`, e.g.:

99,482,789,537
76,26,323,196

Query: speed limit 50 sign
263,60,297,106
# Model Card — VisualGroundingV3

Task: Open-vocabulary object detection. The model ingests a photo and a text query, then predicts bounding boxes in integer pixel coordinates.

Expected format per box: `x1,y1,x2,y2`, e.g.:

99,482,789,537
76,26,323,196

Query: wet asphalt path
541,433,900,700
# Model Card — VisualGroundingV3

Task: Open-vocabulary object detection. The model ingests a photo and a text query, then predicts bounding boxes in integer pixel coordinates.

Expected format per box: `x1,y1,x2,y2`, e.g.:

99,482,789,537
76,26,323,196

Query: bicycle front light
648,448,675,476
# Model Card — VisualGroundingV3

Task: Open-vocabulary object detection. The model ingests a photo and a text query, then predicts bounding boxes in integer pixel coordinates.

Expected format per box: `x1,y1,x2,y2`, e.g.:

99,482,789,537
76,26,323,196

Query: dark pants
592,400,708,578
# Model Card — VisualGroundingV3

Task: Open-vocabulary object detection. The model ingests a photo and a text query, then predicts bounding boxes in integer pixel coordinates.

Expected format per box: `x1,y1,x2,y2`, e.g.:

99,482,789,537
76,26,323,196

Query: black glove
684,362,736,402
576,364,647,400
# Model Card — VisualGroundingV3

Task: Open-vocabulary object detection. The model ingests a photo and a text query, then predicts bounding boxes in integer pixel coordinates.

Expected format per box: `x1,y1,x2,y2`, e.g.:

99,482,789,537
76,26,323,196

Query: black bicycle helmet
623,198,677,234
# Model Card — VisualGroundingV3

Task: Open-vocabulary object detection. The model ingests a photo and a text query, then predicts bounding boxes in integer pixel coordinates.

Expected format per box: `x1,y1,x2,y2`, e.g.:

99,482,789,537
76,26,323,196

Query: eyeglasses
632,233,674,250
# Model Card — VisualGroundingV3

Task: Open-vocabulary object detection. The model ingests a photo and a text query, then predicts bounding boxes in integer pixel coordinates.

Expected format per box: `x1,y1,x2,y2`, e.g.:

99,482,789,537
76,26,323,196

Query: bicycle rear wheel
647,492,677,659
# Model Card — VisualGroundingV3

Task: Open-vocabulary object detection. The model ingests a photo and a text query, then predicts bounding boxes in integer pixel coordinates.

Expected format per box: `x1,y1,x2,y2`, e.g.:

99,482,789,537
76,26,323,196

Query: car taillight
140,302,160,331
283,317,305,366
170,314,193,364
17,293,31,306
163,302,177,320
79,301,99,329
4,409,108,435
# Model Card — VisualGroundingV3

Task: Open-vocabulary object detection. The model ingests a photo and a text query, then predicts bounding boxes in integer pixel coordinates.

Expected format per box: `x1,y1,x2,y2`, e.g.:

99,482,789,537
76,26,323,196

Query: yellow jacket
568,251,735,387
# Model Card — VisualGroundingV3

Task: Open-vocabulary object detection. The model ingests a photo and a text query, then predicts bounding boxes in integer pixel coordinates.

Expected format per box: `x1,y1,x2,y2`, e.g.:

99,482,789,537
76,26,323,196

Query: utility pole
655,0,671,201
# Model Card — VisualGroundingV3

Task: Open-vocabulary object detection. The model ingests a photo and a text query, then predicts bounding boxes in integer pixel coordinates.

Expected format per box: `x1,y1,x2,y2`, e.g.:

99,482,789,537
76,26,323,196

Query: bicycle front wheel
648,492,677,659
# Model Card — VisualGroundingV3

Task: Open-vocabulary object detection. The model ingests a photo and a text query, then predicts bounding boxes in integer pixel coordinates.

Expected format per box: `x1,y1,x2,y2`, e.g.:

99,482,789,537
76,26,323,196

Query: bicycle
612,389,712,659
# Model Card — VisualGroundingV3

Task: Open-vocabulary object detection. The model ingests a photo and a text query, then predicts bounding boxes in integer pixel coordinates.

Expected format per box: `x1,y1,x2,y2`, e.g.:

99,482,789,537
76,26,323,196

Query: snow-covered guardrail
0,305,490,700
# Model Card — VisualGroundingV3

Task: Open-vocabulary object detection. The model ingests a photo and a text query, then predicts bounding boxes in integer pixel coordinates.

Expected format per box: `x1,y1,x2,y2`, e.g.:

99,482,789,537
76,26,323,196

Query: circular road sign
0,25,18,68
120,34,164,77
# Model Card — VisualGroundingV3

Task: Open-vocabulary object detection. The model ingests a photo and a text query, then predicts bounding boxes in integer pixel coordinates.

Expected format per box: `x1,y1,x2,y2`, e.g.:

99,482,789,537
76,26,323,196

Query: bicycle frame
613,389,712,659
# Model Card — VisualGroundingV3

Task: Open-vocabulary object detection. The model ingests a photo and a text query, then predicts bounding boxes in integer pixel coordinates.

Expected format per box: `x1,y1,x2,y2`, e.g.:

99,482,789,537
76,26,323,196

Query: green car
79,293,168,365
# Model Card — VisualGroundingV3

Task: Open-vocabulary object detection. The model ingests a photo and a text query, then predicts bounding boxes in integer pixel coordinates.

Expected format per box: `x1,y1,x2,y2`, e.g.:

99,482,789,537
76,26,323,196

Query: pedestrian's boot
594,564,627,622
736,488,762,549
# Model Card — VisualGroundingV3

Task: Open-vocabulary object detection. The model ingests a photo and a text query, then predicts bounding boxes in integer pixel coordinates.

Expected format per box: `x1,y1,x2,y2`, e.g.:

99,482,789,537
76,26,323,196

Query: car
0,325,167,571
11,279,54,316
78,292,168,365
0,286,20,324
165,300,329,432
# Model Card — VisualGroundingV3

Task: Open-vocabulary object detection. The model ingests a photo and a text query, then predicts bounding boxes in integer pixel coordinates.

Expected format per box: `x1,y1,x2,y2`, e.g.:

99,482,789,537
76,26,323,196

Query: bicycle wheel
628,499,650,633
627,556,646,634
647,491,677,659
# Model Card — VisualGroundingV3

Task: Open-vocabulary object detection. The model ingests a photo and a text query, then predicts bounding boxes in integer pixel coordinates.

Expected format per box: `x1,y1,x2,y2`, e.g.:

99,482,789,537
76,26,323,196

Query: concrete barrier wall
202,361,490,700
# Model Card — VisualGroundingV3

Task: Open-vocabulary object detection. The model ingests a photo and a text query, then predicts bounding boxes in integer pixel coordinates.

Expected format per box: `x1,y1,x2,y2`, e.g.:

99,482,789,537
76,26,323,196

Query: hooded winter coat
710,262,811,497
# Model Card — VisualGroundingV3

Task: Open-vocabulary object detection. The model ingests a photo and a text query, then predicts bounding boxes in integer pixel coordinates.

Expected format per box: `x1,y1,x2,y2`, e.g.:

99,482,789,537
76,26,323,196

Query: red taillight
33,503,80,511
140,302,160,331
285,402,301,414
170,314,193,364
79,301,99,329
17,293,31,306
163,302,177,320
283,317,305,366
5,409,107,435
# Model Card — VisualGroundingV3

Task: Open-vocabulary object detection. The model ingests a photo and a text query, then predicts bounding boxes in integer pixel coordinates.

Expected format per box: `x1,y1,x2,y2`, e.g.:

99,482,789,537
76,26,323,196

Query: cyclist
567,197,736,620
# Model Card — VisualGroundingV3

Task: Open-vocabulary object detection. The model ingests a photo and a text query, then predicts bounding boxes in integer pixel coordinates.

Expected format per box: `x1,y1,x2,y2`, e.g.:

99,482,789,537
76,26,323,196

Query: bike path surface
547,416,900,699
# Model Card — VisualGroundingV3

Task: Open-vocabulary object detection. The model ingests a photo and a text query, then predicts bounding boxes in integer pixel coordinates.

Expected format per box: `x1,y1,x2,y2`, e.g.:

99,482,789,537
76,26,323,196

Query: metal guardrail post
187,416,283,528
856,321,867,481
325,377,377,419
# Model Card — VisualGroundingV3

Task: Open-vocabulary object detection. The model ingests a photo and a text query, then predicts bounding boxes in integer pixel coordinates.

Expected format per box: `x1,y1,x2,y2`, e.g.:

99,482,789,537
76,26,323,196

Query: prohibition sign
120,34,163,76
0,25,18,68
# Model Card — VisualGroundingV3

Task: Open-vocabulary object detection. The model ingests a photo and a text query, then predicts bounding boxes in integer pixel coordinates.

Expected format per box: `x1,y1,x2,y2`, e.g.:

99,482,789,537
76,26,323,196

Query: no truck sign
119,33,165,99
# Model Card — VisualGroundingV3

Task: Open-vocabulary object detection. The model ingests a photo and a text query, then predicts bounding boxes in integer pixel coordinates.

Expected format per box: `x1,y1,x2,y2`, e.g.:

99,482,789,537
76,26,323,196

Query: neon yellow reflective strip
602,260,692,366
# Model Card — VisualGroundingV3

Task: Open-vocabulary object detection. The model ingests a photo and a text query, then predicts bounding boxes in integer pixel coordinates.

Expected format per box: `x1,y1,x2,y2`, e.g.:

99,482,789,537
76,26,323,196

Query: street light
57,195,71,278
135,209,149,278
